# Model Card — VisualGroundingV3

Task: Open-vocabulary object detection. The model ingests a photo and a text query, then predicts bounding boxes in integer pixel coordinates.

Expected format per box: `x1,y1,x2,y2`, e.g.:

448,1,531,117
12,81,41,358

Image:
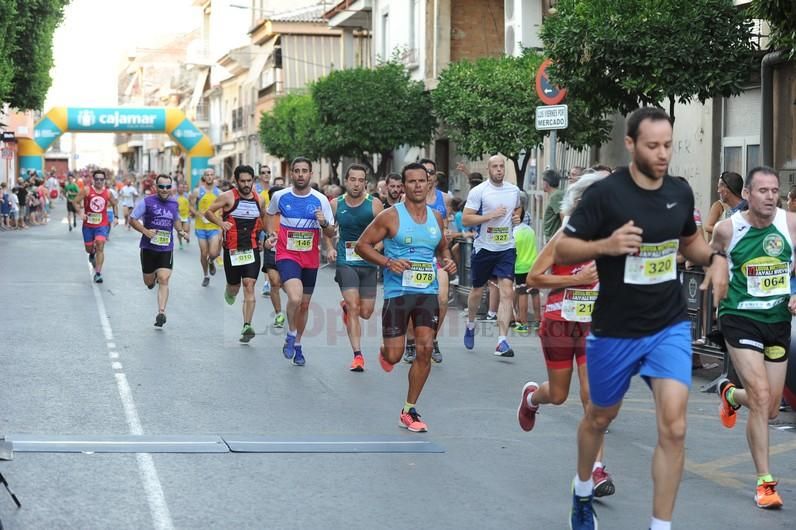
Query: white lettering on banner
93,112,158,128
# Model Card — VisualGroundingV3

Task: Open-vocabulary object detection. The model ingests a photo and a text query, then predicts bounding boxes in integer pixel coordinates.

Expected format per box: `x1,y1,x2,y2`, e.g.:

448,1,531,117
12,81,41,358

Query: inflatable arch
17,107,214,187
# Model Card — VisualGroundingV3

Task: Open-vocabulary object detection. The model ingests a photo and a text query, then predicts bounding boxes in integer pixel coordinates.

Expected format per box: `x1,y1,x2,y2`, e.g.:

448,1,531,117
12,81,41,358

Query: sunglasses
157,184,172,190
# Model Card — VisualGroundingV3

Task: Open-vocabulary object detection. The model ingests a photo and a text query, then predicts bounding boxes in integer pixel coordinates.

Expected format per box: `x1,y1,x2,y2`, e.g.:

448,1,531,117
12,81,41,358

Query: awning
245,38,276,86
188,69,209,115
327,0,372,29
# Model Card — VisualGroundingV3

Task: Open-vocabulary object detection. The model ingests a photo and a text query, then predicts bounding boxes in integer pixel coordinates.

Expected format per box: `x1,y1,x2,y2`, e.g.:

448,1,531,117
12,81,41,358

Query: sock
726,386,738,407
649,517,671,530
244,322,250,327
593,461,603,472
526,391,536,408
498,335,507,344
467,321,475,330
353,350,362,358
573,475,593,497
487,310,496,317
287,330,297,338
757,473,774,486
294,342,301,346
403,402,415,413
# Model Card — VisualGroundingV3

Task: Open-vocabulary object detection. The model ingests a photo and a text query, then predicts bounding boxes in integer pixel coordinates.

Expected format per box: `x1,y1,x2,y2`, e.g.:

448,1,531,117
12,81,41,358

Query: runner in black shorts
261,185,285,329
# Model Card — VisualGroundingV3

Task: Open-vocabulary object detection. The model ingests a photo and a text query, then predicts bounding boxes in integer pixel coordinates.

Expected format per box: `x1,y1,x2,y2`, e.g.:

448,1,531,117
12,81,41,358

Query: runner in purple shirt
129,174,189,328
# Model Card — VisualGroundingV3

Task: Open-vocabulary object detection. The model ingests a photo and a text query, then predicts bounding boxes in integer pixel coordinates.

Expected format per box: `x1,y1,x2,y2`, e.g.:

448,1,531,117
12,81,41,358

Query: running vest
383,203,441,299
223,189,263,251
428,189,447,219
544,262,599,323
195,186,220,229
720,209,794,324
177,193,191,220
84,187,110,227
336,194,375,268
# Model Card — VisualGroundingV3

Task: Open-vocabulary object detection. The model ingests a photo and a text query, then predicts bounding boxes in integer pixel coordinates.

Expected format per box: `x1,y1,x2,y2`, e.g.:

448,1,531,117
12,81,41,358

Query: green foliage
432,50,610,186
752,0,796,56
539,0,757,120
259,93,322,163
0,0,18,103
312,62,436,178
8,0,70,110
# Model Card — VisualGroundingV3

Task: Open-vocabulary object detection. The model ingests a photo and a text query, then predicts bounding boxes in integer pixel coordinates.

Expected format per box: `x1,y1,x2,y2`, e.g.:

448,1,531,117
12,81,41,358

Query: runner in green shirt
512,212,540,333
64,175,80,231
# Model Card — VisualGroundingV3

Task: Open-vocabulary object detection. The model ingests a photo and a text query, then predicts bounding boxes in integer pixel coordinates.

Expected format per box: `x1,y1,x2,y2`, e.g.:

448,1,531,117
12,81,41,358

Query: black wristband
709,250,727,265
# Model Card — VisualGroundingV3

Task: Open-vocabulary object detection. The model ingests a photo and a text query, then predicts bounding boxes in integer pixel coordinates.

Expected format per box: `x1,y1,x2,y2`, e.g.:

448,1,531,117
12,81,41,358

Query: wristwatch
709,250,727,265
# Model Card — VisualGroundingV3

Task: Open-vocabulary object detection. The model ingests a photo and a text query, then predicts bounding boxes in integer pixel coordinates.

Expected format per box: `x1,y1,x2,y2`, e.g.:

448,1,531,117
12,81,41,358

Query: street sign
535,104,568,130
535,58,567,105
1,148,13,159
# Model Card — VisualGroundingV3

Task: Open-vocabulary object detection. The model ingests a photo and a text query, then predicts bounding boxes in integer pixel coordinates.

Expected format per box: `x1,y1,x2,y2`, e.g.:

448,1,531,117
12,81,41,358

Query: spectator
15,183,27,228
787,185,796,213
0,182,10,229
8,186,20,229
542,169,564,240
568,166,585,185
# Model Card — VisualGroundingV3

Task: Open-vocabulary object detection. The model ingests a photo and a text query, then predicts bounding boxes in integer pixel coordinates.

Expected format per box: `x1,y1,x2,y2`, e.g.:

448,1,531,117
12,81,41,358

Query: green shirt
65,183,79,201
513,224,538,274
543,189,564,239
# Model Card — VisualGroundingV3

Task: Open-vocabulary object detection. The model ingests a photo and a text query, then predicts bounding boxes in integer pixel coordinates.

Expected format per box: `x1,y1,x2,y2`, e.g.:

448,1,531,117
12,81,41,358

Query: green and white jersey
719,208,794,323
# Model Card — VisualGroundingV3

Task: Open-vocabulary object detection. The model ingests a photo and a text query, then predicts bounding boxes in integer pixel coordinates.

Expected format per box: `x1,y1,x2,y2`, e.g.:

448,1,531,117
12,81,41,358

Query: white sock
573,475,593,497
526,391,536,408
649,517,671,530
487,310,496,317
498,335,507,344
593,461,603,471
287,330,297,338
466,321,475,330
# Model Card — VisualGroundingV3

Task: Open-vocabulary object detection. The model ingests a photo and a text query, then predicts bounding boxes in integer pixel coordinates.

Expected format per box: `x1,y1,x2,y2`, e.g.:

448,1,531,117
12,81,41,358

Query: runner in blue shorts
555,107,728,530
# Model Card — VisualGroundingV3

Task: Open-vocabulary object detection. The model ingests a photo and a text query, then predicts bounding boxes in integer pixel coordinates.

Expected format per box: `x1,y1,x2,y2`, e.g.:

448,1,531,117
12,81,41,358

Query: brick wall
450,0,504,62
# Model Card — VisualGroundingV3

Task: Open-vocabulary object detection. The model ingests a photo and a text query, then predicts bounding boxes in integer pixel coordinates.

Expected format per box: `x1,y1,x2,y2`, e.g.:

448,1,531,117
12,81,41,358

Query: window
380,11,389,59
722,136,760,177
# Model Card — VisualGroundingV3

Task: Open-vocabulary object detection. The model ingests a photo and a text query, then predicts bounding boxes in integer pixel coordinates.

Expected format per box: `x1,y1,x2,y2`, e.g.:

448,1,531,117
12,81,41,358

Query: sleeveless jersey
428,189,448,219
195,185,220,230
84,187,110,227
719,208,794,324
543,262,599,323
336,194,375,268
177,193,191,220
383,203,441,299
223,189,263,251
259,189,271,211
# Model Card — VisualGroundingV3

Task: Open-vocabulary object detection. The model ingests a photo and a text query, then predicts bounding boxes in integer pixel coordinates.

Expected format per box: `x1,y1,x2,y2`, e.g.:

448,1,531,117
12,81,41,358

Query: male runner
256,166,272,296
64,175,79,231
261,185,286,328
73,169,118,283
175,181,191,248
462,155,522,357
266,157,335,366
356,162,456,432
204,165,265,343
325,164,383,371
555,107,728,530
191,169,222,287
128,174,188,327
119,178,139,230
713,166,796,509
382,172,403,208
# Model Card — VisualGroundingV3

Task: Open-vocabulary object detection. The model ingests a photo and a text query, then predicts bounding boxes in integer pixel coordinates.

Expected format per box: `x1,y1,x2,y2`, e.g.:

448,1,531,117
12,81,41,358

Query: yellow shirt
177,193,191,220
259,189,270,211
194,186,220,230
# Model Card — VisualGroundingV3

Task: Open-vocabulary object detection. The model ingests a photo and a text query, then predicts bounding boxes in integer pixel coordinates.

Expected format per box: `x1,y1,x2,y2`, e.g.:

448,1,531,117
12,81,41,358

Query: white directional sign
535,104,568,130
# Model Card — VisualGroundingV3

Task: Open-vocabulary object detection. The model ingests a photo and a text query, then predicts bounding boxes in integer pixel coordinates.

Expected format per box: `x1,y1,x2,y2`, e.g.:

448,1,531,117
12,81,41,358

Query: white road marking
107,342,116,349
109,352,119,359
112,362,123,370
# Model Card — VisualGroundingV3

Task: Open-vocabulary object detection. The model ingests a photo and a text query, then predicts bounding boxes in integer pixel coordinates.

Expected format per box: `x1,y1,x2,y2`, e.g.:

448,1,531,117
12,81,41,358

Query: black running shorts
719,314,790,363
382,294,439,339
140,248,173,274
223,248,261,286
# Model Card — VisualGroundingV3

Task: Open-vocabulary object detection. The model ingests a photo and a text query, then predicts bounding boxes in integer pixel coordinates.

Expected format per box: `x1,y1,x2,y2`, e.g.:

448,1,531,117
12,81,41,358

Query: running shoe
755,480,783,509
274,313,285,328
379,348,394,373
403,342,416,363
569,486,598,530
431,341,442,364
592,466,615,498
208,257,216,276
517,381,539,432
240,324,255,343
68,225,72,232
530,320,541,333
478,314,497,322
282,334,296,360
201,277,210,287
340,300,349,327
350,354,365,372
261,281,270,296
514,323,529,335
224,291,235,305
464,327,475,350
154,313,166,328
718,378,739,429
399,408,428,432
93,272,103,284
494,340,514,357
292,345,305,366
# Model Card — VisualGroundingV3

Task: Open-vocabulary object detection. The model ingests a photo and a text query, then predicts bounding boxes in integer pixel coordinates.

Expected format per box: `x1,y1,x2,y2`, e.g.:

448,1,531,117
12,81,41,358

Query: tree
0,1,18,104
259,93,322,164
312,62,436,179
539,0,757,122
752,0,796,56
432,50,611,188
8,0,70,110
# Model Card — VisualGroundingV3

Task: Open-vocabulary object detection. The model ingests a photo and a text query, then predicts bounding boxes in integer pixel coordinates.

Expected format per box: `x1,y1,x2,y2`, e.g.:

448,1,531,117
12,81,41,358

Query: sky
45,0,201,168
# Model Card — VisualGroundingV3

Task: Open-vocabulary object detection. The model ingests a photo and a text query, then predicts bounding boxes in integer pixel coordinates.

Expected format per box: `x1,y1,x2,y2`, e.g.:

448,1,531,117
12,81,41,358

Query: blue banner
171,119,204,151
189,156,211,188
19,156,43,179
33,117,62,151
67,108,166,132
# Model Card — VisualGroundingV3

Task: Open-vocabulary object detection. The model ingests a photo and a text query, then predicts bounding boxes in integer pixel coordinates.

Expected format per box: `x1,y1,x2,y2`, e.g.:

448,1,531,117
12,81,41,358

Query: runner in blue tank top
356,163,457,433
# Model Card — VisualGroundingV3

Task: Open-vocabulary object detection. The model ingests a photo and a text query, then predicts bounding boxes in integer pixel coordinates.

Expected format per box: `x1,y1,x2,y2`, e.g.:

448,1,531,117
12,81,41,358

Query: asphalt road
0,213,794,529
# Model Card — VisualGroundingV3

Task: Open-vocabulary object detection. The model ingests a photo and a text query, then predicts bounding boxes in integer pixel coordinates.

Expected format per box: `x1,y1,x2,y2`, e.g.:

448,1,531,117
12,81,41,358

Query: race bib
230,248,255,266
486,226,509,244
402,262,436,288
345,241,363,262
87,213,103,224
561,289,599,322
623,239,678,285
746,261,790,297
150,230,171,247
286,230,313,252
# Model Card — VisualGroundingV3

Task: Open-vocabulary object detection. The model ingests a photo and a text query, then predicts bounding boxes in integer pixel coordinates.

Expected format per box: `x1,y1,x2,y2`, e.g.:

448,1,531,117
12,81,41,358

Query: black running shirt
563,167,697,337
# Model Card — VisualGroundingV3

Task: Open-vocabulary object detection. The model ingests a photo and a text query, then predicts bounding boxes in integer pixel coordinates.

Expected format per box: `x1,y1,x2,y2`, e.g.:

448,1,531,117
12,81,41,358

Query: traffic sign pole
550,130,557,172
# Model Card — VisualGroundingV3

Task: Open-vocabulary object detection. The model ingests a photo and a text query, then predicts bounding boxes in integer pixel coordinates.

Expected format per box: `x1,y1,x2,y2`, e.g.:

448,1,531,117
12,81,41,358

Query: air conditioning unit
504,0,544,56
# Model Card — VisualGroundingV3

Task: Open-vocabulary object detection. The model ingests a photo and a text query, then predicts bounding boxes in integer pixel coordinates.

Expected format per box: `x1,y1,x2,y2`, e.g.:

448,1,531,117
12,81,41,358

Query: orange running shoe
718,378,739,429
350,354,365,372
379,349,394,373
399,408,428,432
755,480,783,509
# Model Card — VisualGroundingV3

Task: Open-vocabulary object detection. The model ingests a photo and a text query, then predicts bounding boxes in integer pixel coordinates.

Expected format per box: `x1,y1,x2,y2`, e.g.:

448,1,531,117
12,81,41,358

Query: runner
261,184,285,329
266,157,336,366
128,174,189,327
519,172,614,499
512,208,541,334
175,181,191,249
105,186,118,240
712,165,796,509
119,178,139,231
325,164,383,372
382,172,403,209
256,167,272,296
64,175,80,231
190,169,222,287
204,165,266,343
355,162,456,432
72,169,118,283
555,107,728,530
461,155,521,357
